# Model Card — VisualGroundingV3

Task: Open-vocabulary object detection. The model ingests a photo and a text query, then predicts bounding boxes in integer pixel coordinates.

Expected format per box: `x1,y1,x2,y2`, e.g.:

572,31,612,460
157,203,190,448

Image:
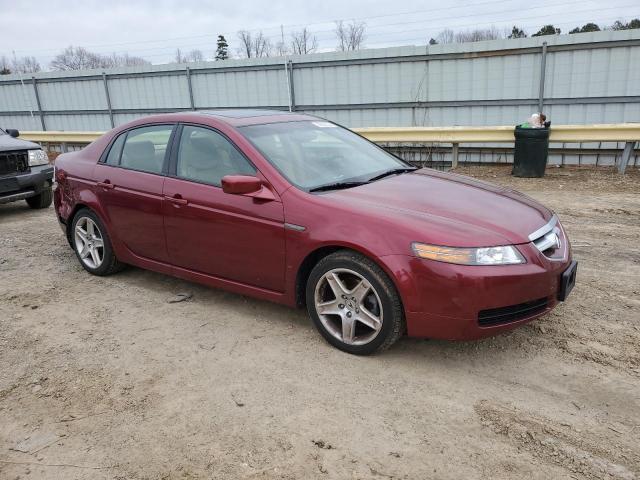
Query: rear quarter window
104,133,126,165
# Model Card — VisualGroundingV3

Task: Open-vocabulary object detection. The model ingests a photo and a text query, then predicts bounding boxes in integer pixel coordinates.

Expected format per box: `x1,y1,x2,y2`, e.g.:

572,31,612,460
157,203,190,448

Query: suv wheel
71,209,123,276
306,250,404,355
26,187,53,209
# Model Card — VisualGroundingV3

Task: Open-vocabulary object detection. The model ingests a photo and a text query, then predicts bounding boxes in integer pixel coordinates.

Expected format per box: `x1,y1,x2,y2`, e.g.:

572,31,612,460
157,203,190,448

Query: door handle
164,195,188,206
97,180,115,190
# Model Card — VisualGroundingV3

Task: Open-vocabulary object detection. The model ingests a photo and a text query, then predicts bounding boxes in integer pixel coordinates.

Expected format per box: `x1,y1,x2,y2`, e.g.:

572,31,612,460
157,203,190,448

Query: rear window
120,125,173,174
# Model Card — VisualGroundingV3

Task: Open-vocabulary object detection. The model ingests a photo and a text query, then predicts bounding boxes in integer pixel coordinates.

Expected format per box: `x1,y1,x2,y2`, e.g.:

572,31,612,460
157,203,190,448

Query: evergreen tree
215,35,229,61
611,19,640,30
508,26,527,38
569,23,600,34
532,25,561,36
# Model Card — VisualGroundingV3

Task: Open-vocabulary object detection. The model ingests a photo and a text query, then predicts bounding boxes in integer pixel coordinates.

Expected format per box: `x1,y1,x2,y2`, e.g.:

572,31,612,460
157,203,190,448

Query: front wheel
306,250,405,355
26,187,53,209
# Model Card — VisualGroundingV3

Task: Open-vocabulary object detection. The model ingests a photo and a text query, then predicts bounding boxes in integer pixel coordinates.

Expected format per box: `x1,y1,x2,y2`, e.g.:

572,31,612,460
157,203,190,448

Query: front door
93,124,174,263
162,124,286,292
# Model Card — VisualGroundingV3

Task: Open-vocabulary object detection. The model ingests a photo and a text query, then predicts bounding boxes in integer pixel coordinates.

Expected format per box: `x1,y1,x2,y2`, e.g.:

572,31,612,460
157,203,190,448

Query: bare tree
11,56,41,73
252,31,272,57
51,45,149,70
186,49,205,62
175,48,185,63
434,27,502,44
50,46,104,70
103,52,149,68
454,27,502,42
290,28,318,55
237,30,272,58
237,30,253,58
0,56,11,74
436,28,455,44
275,40,290,56
335,20,366,51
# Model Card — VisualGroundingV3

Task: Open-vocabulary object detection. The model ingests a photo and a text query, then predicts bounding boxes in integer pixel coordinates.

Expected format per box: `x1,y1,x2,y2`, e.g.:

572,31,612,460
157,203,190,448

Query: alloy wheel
74,217,104,269
314,268,383,346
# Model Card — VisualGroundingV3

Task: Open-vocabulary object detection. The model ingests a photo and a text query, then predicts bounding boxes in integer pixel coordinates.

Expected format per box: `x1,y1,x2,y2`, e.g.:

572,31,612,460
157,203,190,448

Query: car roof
196,109,317,126
199,109,292,119
116,109,319,132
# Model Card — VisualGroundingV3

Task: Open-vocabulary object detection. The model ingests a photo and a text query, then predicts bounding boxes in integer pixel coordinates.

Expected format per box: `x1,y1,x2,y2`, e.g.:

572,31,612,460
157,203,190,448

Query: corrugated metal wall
1,29,639,131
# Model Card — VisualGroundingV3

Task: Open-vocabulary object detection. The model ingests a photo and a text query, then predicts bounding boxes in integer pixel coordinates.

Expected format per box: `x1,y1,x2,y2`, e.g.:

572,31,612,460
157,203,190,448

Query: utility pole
282,25,293,112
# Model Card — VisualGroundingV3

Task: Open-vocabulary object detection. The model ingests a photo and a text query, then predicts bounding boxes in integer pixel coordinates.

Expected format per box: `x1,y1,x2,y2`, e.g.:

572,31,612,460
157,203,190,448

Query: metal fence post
618,141,635,174
538,41,548,114
186,67,195,110
288,60,296,111
451,143,459,168
102,72,115,128
31,77,45,131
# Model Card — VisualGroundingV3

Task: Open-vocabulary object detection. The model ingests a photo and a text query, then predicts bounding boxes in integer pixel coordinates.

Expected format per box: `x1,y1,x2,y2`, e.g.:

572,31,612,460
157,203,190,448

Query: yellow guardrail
21,123,640,144
20,131,105,143
355,123,640,143
20,123,639,172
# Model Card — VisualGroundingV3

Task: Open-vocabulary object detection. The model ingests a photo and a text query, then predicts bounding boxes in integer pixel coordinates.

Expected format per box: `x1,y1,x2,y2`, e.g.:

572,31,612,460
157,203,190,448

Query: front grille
0,150,29,177
529,215,564,259
478,298,548,327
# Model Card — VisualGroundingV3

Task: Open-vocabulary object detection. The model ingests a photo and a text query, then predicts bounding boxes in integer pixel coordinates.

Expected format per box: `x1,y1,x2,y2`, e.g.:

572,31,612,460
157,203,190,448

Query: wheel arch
294,244,404,312
65,203,111,248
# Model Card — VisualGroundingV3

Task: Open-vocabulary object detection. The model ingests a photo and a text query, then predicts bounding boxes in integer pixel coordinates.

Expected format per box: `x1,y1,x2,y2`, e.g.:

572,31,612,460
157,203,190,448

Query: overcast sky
1,0,637,66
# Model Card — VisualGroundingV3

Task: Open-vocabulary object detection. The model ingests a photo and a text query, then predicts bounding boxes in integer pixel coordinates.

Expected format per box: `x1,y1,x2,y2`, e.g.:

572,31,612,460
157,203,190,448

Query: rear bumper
381,243,573,340
0,165,54,204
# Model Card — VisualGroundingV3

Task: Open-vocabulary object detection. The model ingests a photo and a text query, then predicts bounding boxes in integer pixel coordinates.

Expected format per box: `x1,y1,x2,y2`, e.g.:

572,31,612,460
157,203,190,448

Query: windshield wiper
367,167,416,183
309,181,369,193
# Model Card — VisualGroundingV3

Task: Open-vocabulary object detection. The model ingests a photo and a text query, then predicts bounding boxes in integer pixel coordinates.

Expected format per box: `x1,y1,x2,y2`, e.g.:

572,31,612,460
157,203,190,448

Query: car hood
0,134,40,152
326,169,552,247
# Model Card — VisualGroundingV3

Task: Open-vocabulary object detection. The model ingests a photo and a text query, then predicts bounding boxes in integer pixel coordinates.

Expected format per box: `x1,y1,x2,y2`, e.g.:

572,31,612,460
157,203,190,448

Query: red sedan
54,110,577,354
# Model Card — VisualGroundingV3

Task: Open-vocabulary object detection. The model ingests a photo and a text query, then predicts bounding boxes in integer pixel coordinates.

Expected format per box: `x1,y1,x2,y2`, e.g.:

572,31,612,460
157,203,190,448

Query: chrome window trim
528,215,558,242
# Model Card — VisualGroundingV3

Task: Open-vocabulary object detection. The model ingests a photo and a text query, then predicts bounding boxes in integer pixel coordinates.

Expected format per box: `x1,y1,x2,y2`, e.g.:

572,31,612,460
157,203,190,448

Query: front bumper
0,165,54,204
382,241,574,340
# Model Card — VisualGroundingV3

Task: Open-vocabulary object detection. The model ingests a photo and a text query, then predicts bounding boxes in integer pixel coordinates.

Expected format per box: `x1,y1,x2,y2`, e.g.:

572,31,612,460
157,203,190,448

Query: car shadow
0,201,41,219
114,265,313,332
110,264,543,365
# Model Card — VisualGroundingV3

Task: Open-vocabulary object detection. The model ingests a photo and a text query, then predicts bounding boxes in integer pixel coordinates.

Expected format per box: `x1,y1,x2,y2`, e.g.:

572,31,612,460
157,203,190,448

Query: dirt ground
0,165,639,480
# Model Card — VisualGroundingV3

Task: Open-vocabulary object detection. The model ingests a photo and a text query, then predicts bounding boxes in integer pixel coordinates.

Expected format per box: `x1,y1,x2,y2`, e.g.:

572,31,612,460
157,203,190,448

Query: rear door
93,124,175,263
162,124,286,291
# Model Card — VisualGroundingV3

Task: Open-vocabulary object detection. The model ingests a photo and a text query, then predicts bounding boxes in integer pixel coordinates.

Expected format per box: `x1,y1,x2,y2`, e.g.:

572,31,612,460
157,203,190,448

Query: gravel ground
0,165,639,480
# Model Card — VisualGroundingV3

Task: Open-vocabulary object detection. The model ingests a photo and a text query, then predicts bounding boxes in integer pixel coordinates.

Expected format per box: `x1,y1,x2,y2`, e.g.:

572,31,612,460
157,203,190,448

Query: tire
26,187,53,209
306,250,404,355
71,208,124,276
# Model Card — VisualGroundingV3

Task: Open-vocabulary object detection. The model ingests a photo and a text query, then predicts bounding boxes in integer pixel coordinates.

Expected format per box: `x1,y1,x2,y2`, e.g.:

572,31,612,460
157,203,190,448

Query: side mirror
6,128,19,138
221,175,275,201
222,175,262,194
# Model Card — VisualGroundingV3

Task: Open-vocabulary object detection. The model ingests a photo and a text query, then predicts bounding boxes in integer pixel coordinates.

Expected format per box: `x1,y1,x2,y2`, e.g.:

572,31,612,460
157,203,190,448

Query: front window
176,125,255,186
240,121,409,191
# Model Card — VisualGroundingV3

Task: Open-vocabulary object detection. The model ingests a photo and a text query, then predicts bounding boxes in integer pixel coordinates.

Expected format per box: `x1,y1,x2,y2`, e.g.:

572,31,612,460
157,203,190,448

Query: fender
67,183,128,259
285,236,418,313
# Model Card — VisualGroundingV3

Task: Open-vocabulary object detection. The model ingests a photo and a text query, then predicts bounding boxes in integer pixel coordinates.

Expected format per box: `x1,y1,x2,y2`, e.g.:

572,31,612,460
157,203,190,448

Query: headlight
28,149,49,166
412,243,525,265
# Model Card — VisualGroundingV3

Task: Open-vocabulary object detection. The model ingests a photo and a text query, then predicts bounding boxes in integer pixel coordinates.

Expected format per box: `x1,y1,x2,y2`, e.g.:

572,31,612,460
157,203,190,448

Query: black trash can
512,125,550,178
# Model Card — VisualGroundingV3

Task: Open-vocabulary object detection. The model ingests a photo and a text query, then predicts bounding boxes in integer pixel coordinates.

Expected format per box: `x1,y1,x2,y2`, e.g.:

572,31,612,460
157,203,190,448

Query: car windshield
240,120,410,191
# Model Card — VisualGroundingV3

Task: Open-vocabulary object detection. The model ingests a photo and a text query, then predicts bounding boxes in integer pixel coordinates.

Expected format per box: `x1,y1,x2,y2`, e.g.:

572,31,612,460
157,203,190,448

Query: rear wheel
26,187,53,209
306,250,404,355
71,209,123,276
